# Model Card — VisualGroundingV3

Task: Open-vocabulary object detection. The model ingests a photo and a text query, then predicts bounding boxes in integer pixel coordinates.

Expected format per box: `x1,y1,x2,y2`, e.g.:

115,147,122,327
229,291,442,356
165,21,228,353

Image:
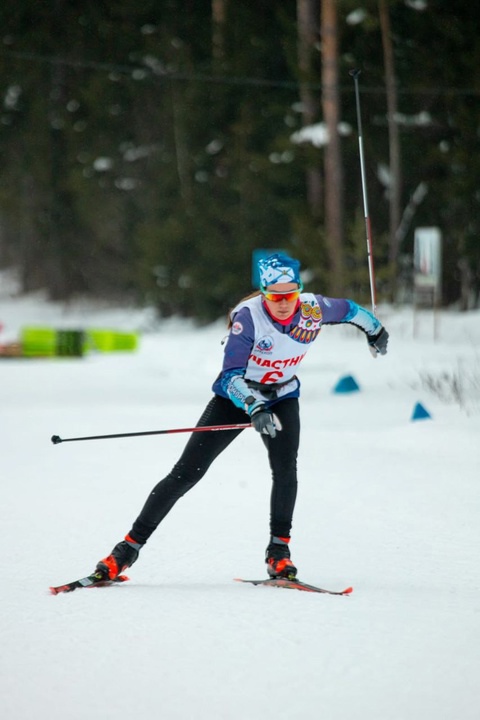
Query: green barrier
21,327,57,357
112,331,138,351
86,329,115,353
86,329,138,353
56,330,85,357
20,326,138,357
21,327,86,357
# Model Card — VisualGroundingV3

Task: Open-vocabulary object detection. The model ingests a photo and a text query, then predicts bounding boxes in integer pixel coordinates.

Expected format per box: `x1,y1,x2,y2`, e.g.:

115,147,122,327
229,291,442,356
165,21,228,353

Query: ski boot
265,536,298,579
96,534,142,580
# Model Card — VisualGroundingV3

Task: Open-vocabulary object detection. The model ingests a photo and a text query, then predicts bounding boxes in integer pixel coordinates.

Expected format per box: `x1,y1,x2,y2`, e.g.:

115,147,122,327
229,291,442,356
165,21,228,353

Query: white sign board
414,227,442,292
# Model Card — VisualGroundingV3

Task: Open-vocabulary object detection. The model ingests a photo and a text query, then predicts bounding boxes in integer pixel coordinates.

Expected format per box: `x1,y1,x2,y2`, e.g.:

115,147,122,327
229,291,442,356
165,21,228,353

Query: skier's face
262,283,300,321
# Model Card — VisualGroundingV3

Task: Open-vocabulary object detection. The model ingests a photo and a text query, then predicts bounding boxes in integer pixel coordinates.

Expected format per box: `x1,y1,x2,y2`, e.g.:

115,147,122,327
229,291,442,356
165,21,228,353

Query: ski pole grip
51,435,63,444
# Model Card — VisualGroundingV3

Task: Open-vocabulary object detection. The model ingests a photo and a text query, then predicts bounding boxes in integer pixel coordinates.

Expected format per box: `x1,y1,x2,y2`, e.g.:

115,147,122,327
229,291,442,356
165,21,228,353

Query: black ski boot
265,536,298,579
96,534,142,580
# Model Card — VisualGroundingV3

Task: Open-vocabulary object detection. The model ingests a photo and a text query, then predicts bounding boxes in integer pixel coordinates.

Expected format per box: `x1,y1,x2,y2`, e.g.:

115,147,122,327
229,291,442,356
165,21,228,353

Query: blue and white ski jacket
212,293,383,411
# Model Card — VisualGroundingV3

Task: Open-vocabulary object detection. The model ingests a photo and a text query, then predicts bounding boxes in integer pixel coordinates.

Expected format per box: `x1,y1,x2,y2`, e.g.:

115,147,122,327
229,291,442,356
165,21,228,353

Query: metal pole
349,69,377,315
51,422,252,445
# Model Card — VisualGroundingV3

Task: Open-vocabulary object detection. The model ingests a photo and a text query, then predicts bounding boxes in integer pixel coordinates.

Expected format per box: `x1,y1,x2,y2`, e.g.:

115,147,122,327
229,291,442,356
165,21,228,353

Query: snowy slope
1,289,479,720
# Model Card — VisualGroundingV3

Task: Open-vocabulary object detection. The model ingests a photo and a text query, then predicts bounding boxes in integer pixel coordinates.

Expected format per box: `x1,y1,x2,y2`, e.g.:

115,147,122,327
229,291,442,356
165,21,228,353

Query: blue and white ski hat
258,253,301,289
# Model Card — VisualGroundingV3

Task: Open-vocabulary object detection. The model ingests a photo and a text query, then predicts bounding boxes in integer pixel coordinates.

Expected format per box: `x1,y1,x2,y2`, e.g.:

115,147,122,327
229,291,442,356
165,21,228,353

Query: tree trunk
212,0,227,61
321,0,344,295
297,0,322,217
379,0,401,295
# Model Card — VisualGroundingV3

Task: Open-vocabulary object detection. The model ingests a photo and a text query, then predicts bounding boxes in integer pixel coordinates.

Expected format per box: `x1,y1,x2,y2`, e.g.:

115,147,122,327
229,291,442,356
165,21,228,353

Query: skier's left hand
367,327,389,357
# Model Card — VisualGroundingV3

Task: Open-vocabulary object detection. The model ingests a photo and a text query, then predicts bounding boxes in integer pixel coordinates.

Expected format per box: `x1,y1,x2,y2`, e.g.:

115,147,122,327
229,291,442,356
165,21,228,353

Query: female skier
95,253,388,581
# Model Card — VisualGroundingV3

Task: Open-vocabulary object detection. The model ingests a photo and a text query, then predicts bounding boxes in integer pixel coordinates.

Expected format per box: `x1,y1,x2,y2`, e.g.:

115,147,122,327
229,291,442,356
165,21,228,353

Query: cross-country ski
235,578,353,595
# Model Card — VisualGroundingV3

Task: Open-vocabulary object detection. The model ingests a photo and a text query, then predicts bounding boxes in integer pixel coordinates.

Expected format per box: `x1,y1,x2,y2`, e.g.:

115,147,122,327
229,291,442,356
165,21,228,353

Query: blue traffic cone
411,402,432,421
333,374,360,394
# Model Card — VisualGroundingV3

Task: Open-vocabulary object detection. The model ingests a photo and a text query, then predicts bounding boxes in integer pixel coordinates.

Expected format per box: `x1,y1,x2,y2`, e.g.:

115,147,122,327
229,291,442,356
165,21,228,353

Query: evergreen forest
1,0,480,321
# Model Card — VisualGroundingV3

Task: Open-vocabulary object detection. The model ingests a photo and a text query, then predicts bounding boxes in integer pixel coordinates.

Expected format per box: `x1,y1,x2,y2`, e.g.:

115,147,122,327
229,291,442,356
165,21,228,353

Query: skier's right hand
246,398,277,438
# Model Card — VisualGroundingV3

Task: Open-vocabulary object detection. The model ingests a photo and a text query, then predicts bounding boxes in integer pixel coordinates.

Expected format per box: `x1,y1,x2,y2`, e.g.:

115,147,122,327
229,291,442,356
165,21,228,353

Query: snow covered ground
1,284,479,720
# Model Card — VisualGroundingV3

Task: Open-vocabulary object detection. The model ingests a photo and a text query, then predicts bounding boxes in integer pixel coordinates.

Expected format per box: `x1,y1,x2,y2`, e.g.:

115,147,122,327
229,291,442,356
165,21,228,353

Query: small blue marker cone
333,374,360,394
411,402,432,421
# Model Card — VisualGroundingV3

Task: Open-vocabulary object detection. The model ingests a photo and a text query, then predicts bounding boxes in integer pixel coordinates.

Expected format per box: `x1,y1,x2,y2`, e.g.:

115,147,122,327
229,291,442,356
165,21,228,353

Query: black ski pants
130,394,300,544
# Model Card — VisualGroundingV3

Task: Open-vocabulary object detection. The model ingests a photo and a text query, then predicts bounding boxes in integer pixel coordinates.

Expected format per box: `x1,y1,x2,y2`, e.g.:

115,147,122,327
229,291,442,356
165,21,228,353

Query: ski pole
349,68,377,316
51,423,252,445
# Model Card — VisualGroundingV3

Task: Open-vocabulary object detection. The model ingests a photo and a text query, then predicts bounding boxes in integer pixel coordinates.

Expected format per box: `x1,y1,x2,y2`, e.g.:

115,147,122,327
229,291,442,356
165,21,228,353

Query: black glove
367,327,389,357
245,397,277,438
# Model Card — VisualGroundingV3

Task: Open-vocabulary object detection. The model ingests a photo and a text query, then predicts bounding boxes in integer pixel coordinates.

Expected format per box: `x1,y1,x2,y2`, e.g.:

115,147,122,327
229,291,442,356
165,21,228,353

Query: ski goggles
261,286,302,303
